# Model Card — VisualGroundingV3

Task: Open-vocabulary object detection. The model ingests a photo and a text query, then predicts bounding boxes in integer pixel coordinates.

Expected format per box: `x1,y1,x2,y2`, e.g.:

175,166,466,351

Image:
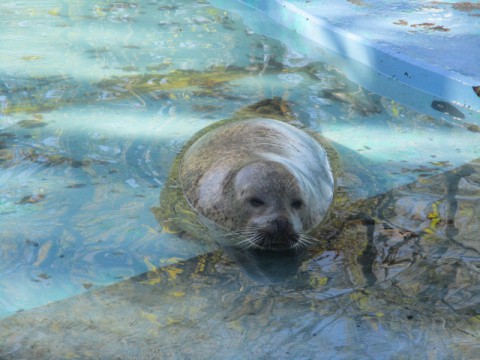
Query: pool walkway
225,0,480,116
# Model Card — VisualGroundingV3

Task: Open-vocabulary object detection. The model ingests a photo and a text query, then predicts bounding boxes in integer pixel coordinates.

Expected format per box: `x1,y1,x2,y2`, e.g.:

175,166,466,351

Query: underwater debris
21,55,42,61
322,88,382,116
17,119,48,128
145,63,171,72
347,0,371,6
473,86,480,97
17,194,46,205
3,62,342,116
94,65,293,104
452,2,480,12
191,104,220,113
23,150,102,168
393,19,409,26
239,97,294,119
37,273,51,280
466,123,480,133
0,149,13,163
65,183,88,189
431,100,465,119
118,65,139,72
158,5,178,11
410,23,450,32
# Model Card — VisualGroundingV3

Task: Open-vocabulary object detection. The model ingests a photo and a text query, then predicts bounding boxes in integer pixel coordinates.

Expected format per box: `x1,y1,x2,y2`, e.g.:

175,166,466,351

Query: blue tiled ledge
216,0,480,116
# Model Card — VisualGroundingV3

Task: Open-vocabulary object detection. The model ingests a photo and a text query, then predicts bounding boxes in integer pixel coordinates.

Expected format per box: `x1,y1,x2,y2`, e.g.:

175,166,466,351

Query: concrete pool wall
212,0,480,122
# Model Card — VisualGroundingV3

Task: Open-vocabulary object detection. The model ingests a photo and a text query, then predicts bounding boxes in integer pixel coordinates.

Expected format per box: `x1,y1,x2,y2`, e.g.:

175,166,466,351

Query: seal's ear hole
249,197,265,207
291,199,303,209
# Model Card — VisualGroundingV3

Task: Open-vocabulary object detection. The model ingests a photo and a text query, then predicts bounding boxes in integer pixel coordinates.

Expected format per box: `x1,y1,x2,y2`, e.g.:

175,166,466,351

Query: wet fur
178,118,334,250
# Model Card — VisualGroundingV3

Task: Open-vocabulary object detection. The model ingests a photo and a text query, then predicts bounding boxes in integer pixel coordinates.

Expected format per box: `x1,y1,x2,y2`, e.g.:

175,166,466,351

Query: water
0,0,479,358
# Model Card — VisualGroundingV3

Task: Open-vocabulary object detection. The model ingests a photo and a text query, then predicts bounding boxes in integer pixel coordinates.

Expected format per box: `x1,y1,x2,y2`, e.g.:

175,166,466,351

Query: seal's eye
249,197,264,207
291,200,303,209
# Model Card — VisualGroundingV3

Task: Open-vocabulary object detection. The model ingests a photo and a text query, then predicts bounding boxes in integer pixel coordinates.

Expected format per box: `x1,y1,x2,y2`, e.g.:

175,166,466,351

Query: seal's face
232,161,311,251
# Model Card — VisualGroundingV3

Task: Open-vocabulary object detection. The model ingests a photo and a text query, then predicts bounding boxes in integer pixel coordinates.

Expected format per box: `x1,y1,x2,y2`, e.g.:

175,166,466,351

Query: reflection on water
2,159,480,358
223,247,306,285
0,0,479,358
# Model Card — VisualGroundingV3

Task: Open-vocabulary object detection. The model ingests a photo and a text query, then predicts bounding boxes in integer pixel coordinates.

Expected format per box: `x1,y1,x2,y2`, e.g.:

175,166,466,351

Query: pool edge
231,0,480,113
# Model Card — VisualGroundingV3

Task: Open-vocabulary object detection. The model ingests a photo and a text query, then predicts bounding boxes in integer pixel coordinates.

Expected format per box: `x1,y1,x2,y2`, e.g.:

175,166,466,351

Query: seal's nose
274,217,290,233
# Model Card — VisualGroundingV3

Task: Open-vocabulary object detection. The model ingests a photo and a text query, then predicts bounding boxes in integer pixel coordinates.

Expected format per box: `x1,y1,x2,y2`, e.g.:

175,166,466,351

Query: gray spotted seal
155,100,335,251
179,118,334,250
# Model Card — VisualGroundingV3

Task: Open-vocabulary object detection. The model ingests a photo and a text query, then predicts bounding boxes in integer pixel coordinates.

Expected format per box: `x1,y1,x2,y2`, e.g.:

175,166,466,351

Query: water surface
0,0,479,358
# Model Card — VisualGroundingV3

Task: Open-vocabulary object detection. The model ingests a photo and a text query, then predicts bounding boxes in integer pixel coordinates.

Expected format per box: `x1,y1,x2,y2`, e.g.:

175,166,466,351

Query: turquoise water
0,0,479,358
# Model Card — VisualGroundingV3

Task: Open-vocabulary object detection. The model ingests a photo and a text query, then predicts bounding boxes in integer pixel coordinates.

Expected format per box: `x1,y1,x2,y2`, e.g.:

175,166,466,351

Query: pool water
0,0,479,358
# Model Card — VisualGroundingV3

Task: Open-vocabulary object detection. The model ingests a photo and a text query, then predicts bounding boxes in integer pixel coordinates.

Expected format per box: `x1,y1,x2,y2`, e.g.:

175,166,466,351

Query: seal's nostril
274,217,290,232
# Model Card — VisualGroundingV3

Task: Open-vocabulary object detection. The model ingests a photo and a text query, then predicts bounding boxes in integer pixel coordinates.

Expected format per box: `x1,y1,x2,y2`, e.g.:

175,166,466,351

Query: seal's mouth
250,230,300,251
233,225,317,251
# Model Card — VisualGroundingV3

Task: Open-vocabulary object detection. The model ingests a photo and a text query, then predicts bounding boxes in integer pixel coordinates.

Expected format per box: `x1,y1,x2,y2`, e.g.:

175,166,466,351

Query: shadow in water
222,246,306,285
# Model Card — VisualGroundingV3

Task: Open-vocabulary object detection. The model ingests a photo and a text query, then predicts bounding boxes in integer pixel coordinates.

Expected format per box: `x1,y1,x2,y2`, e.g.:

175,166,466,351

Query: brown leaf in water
17,194,46,204
430,25,450,32
467,124,480,133
66,183,88,189
411,23,435,28
473,86,480,97
347,0,370,6
393,19,409,26
21,55,42,61
452,2,480,12
429,161,452,167
410,23,450,32
17,120,48,128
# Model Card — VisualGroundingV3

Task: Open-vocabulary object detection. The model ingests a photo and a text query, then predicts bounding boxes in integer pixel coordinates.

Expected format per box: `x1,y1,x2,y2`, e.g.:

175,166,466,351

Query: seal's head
178,118,334,251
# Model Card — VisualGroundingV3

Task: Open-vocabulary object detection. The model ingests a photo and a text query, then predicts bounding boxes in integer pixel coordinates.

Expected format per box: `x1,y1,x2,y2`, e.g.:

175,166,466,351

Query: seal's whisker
227,226,274,250
292,240,305,251
235,236,255,248
252,231,269,249
298,236,313,247
299,233,319,243
241,231,266,249
225,227,259,238
225,230,255,238
293,233,319,250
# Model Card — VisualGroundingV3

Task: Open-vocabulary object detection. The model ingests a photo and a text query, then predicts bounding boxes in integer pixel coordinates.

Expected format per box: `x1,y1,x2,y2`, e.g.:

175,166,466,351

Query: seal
153,99,420,285
178,118,334,251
